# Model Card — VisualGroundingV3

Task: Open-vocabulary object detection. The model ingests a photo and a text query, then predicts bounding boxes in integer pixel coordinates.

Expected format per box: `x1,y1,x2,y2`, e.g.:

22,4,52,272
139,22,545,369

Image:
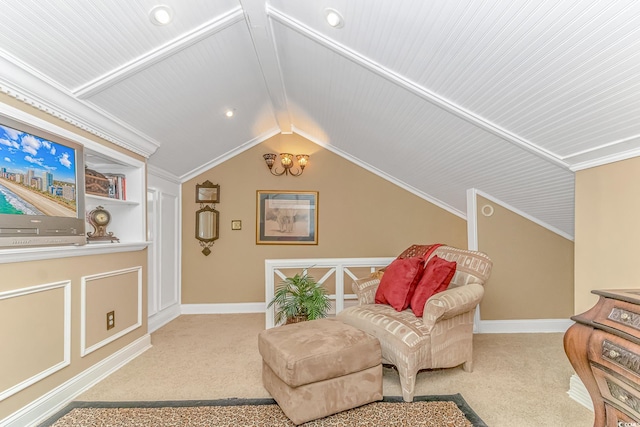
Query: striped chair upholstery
336,246,492,402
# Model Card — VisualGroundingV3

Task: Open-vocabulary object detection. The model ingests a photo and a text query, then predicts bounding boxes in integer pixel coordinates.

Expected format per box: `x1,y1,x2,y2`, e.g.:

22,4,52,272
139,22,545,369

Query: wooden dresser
564,289,640,426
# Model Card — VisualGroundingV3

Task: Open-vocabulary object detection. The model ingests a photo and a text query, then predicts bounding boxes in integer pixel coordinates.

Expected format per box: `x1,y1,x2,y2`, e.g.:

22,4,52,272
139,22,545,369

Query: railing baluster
265,257,393,328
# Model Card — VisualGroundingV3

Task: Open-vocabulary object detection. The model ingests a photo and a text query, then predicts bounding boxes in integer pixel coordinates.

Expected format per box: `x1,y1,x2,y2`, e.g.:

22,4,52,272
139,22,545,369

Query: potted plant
268,272,332,325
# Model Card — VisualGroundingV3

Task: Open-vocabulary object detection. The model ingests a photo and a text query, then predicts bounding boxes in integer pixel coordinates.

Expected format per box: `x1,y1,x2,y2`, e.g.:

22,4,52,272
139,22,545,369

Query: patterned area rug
40,394,487,427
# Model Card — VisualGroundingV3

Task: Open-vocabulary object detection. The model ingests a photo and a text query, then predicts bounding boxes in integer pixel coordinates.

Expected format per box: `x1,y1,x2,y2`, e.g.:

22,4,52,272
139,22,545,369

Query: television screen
0,123,78,217
0,115,86,248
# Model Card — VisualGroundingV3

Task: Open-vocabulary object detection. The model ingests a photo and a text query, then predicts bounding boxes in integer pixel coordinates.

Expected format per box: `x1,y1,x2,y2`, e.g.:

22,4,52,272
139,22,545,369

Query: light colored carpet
77,314,594,427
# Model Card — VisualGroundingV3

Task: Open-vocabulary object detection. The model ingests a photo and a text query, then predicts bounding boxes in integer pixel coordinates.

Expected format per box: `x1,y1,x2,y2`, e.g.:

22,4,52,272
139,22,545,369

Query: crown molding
147,164,182,184
471,188,574,241
178,127,281,182
0,53,160,158
567,133,640,171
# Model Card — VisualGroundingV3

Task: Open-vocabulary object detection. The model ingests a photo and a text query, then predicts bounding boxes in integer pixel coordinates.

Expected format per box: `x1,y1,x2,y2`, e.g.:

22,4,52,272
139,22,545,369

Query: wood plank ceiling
1,0,640,238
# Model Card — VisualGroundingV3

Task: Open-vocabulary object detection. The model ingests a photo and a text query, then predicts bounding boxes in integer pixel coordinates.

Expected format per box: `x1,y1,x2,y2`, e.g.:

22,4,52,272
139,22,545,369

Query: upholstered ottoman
258,318,382,425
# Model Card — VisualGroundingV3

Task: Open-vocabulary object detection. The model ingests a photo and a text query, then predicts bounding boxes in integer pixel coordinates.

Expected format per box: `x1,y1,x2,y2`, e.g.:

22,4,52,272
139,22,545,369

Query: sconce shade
263,153,277,169
263,153,309,176
296,154,309,170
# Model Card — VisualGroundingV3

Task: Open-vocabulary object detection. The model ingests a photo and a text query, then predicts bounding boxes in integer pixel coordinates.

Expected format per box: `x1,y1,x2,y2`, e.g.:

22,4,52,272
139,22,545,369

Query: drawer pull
602,340,640,375
607,380,640,413
621,312,631,321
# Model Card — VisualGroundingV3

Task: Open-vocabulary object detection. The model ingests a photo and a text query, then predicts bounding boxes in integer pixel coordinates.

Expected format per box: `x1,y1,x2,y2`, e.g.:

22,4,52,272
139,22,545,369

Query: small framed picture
196,180,220,203
256,191,318,245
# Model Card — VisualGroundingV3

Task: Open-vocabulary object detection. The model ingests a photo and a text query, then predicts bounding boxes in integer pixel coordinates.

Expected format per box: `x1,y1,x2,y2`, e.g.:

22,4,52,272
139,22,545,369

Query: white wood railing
265,257,394,328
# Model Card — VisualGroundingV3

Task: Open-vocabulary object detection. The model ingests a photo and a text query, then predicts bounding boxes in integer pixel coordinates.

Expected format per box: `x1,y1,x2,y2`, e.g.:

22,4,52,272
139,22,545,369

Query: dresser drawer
593,366,640,421
594,297,640,339
589,330,640,382
605,403,636,427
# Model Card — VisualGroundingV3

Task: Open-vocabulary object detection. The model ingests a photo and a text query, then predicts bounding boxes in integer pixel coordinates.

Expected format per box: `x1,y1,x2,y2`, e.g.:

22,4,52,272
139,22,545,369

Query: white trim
466,188,481,331
0,335,151,427
148,304,181,333
264,257,395,328
293,126,466,220
0,60,158,158
147,164,181,184
73,8,244,98
0,281,71,402
179,127,281,182
570,145,640,171
567,374,594,412
267,6,570,171
471,188,574,241
181,303,266,314
0,101,148,167
0,241,150,265
466,188,479,251
146,188,160,320
476,318,574,334
80,267,143,357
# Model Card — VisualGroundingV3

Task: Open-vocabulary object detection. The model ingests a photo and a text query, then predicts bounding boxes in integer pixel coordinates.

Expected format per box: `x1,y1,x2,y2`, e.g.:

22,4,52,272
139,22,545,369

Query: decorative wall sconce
263,153,309,177
195,180,220,256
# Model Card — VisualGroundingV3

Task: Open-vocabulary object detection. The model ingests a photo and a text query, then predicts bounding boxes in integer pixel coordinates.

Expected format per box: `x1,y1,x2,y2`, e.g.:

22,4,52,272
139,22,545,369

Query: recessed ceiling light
225,109,235,118
324,8,344,28
149,5,173,26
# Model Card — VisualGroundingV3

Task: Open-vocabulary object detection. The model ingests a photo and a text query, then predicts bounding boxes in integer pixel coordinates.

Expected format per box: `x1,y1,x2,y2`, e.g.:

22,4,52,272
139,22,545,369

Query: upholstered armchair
336,246,492,402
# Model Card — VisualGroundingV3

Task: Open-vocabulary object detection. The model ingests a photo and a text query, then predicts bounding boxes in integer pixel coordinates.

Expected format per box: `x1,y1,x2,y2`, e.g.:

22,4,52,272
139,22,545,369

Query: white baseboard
181,305,574,334
567,374,594,411
477,318,574,333
148,304,181,333
181,303,265,314
1,334,151,427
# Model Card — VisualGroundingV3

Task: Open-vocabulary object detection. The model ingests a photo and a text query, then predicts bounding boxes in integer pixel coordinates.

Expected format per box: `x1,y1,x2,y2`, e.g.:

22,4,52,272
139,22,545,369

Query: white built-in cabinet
0,103,149,264
84,150,146,244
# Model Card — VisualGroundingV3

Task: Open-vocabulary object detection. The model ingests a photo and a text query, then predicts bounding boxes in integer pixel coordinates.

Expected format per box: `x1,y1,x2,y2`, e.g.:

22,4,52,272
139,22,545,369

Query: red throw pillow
375,257,426,311
410,255,456,317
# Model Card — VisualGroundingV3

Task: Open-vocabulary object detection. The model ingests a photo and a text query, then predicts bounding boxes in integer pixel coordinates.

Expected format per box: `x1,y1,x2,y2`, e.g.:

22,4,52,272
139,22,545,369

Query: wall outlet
106,311,115,330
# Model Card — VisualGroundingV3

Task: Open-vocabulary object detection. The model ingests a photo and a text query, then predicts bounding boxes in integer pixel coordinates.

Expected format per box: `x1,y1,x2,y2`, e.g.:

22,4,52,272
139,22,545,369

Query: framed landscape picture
256,191,318,245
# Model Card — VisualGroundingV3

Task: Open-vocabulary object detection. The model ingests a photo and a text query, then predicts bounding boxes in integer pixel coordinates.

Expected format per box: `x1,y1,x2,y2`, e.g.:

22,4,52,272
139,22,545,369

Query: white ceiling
1,0,640,239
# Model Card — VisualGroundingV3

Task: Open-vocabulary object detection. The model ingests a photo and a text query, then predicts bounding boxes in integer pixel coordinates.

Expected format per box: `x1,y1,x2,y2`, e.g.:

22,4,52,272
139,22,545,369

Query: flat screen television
0,115,86,248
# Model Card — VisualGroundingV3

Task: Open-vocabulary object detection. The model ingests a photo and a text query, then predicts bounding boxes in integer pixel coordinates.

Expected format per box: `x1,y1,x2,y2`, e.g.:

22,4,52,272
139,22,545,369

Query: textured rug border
39,393,487,427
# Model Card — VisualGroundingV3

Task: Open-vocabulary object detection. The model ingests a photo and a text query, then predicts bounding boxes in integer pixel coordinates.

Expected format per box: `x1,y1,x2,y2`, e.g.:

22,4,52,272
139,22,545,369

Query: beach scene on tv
0,123,77,217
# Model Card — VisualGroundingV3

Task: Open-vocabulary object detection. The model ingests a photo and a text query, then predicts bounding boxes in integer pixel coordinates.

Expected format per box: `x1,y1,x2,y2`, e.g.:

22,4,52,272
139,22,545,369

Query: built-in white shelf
0,99,149,261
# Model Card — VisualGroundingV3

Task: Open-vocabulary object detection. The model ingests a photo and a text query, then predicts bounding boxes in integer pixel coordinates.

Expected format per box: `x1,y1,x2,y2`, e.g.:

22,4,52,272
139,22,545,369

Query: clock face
93,209,110,226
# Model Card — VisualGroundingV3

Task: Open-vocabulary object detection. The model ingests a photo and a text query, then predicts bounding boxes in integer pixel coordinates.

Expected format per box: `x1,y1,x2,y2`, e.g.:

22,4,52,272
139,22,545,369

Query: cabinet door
147,172,180,332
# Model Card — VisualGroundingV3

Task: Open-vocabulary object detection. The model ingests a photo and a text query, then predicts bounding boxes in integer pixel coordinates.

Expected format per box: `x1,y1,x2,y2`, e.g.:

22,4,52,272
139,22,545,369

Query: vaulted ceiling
1,0,640,239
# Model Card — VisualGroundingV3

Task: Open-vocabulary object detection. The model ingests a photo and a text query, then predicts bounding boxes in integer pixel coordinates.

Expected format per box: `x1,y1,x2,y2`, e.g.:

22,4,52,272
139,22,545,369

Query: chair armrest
351,277,381,305
422,284,484,328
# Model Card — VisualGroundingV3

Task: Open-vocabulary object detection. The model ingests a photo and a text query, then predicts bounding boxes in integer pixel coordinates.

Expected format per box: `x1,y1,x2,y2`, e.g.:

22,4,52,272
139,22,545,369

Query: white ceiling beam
73,7,245,99
240,0,291,133
267,6,571,171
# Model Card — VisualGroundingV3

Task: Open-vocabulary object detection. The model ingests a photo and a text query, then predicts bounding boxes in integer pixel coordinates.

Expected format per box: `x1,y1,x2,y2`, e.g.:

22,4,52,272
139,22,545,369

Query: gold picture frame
256,191,318,245
196,180,220,204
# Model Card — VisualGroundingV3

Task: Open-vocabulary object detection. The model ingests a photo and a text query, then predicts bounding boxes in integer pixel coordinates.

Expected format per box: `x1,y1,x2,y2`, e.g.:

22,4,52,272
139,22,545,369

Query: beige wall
0,251,147,419
574,156,640,314
477,196,574,320
181,133,467,303
0,95,148,420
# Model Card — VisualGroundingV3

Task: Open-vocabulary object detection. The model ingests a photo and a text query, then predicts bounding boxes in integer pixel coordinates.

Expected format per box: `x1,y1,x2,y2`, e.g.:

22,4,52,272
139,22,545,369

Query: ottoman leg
262,361,382,425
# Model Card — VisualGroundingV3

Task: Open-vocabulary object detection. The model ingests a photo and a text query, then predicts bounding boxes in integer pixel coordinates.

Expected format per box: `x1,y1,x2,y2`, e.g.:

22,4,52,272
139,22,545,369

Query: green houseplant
268,273,332,325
